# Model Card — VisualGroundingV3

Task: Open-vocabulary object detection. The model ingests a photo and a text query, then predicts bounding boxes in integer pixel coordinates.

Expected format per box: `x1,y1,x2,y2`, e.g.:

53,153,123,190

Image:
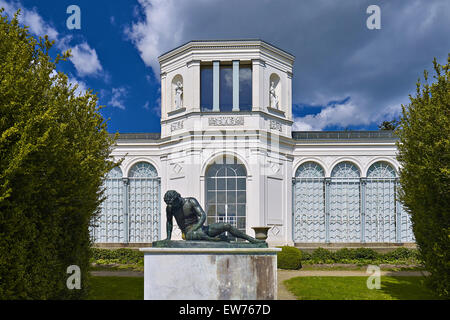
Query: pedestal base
140,247,281,300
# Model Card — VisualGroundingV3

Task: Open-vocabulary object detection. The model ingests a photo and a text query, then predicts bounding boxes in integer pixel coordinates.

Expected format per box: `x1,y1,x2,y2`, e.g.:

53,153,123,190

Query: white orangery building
91,40,415,248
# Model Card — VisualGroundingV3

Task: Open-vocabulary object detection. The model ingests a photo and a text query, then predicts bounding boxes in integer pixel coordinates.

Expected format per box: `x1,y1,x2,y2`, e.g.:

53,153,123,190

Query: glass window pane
201,65,213,111
207,205,216,215
217,191,226,203
227,205,236,216
207,192,216,203
239,65,252,111
237,205,245,216
217,178,226,190
217,205,225,216
235,166,246,176
220,65,233,111
227,191,236,203
237,178,246,190
206,177,215,191
237,191,246,203
216,167,226,177
237,217,246,229
226,178,236,190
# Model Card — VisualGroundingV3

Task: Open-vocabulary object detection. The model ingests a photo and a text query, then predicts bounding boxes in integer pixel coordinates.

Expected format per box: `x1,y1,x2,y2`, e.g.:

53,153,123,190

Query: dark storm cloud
127,0,449,129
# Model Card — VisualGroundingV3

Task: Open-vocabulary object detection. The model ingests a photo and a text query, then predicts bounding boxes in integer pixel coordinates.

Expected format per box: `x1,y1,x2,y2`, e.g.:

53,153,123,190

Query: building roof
291,131,397,140
112,133,161,141
158,39,296,63
112,131,397,141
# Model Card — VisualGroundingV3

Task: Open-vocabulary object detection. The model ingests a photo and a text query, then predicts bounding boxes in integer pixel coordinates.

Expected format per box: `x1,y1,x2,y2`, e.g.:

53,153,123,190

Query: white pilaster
213,61,220,111
252,59,265,111
233,60,239,111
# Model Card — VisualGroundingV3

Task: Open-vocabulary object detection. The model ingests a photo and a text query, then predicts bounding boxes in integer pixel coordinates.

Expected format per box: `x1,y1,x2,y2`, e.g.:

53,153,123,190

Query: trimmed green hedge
90,248,144,265
277,246,302,270
301,247,421,265
89,247,421,272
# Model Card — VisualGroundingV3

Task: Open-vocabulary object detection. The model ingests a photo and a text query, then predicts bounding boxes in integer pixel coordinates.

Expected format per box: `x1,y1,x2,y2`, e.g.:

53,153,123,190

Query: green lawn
284,276,443,300
87,276,143,300
87,275,443,300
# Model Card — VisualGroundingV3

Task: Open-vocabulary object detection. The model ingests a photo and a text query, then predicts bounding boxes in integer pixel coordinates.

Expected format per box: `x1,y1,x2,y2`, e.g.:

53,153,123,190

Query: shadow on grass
87,276,143,300
284,276,443,300
379,276,442,300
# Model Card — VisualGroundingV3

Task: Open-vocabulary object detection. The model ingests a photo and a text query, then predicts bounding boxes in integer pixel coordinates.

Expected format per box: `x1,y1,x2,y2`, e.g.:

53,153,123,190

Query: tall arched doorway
205,157,247,239
365,161,397,242
128,162,160,243
92,166,125,243
293,161,326,242
330,161,361,242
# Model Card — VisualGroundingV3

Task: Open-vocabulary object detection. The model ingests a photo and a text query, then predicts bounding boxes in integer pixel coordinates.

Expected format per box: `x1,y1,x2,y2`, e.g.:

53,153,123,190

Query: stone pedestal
140,247,281,300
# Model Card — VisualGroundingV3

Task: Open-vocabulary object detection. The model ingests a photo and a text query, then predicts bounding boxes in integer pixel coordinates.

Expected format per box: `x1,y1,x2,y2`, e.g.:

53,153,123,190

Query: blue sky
1,0,449,133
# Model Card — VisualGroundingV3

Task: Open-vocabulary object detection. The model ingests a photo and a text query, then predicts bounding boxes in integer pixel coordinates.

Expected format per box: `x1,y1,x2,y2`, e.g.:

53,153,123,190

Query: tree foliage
0,9,116,299
378,120,398,131
396,55,450,297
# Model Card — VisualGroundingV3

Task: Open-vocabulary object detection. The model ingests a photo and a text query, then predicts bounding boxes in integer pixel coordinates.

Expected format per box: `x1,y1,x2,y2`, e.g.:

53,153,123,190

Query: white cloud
293,96,404,131
69,42,103,77
1,1,104,79
293,100,365,131
108,87,127,109
0,0,58,39
125,0,188,74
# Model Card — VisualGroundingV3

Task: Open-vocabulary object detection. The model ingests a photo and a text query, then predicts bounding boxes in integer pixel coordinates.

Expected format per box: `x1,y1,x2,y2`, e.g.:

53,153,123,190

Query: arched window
92,166,124,243
330,161,361,242
365,161,397,242
128,162,160,243
293,162,325,242
205,158,247,240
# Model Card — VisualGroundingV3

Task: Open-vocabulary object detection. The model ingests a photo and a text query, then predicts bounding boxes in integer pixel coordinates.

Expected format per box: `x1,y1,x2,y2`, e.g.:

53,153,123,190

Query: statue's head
164,190,182,206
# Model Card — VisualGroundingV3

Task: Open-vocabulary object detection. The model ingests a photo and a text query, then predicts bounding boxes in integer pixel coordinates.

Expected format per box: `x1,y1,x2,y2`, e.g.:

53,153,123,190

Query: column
122,177,129,243
233,60,239,111
286,71,293,119
395,178,401,243
157,177,162,240
291,178,296,242
187,60,201,112
360,178,366,243
213,61,220,111
252,59,265,111
325,178,331,243
160,72,167,120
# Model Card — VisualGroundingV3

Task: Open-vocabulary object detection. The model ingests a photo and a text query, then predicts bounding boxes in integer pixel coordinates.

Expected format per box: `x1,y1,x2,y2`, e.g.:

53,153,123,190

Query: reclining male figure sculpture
163,190,264,244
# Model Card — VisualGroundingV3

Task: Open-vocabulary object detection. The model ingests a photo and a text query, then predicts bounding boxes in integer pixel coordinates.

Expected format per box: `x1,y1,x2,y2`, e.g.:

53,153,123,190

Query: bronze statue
162,190,264,244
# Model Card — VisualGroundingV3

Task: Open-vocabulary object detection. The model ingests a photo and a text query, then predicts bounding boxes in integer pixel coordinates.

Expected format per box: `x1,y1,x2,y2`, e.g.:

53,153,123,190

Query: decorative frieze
270,120,282,132
208,116,244,126
170,120,184,132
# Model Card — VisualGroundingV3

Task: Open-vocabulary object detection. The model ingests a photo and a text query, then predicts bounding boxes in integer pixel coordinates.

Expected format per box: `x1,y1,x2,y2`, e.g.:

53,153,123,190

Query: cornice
158,40,295,66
